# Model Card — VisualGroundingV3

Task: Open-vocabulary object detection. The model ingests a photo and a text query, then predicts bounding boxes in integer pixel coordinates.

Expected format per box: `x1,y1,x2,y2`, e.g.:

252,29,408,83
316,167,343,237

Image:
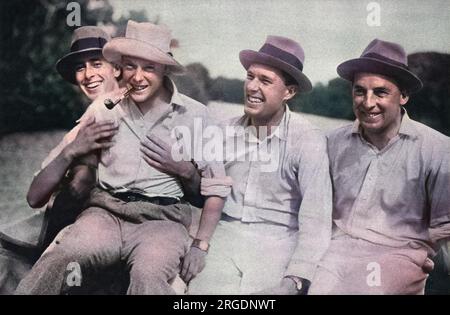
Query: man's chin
83,91,100,101
361,122,386,135
244,103,261,114
130,94,150,104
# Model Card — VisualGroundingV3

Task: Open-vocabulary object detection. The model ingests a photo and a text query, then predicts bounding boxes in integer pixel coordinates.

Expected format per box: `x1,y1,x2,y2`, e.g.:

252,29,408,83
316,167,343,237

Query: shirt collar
397,109,418,138
235,104,289,141
164,76,185,108
351,107,418,138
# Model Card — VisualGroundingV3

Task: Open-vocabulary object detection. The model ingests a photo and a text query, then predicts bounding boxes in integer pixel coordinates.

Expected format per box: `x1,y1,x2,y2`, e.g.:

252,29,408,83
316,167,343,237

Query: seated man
309,39,450,295
189,36,332,295
0,26,120,294
15,20,231,295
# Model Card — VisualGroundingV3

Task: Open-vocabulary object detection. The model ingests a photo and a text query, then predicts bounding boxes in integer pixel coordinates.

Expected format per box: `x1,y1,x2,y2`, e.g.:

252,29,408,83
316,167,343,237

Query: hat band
362,52,408,70
70,37,107,52
259,43,303,71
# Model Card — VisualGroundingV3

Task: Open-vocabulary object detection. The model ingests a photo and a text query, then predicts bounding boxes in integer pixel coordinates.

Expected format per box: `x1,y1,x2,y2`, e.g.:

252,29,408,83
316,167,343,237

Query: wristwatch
285,275,303,292
191,239,209,252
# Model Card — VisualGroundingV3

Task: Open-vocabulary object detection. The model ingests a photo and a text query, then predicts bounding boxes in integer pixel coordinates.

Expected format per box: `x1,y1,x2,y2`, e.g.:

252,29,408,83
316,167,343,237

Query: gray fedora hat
103,20,184,74
337,38,423,93
56,26,111,85
239,35,312,92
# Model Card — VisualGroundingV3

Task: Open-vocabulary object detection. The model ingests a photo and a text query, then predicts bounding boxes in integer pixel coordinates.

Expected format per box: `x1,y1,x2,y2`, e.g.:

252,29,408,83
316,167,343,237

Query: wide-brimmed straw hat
102,20,184,74
56,26,111,85
337,38,423,93
239,35,312,92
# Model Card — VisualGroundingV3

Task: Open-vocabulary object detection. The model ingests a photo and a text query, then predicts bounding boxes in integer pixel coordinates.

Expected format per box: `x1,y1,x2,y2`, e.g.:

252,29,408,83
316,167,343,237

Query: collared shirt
221,106,333,280
328,111,450,253
41,78,232,199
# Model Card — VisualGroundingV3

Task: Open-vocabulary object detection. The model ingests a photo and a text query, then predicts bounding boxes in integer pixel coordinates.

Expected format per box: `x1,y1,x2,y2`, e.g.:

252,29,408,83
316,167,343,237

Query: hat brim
337,57,423,93
103,38,185,75
56,48,104,85
239,50,312,93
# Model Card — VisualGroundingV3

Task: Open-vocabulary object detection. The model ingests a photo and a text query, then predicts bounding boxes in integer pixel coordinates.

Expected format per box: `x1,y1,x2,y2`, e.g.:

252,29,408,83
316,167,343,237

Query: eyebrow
122,58,134,64
260,74,273,82
373,87,390,93
353,84,365,90
353,84,390,91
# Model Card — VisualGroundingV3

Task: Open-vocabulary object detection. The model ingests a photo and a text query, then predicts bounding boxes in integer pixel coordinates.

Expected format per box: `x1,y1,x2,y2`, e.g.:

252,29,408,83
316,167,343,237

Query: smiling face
352,72,409,142
74,57,120,101
244,63,297,126
121,56,166,106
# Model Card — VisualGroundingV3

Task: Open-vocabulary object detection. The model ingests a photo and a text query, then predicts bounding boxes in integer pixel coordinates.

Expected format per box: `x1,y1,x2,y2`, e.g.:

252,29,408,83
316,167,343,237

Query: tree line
1,0,448,137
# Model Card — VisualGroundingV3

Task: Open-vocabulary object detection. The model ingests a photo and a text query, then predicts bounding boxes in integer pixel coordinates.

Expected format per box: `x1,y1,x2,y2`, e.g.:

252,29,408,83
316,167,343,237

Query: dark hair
351,73,409,95
114,63,123,82
280,71,297,87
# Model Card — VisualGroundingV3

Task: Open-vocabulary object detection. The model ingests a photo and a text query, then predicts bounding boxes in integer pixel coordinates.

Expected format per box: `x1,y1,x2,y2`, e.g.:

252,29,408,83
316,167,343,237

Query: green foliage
209,76,245,104
0,1,448,137
292,78,355,120
407,53,450,136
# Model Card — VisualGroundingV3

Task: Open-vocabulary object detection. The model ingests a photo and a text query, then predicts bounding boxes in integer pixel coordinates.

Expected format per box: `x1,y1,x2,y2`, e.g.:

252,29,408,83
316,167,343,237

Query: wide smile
83,80,103,90
360,110,382,122
130,84,149,94
246,95,264,106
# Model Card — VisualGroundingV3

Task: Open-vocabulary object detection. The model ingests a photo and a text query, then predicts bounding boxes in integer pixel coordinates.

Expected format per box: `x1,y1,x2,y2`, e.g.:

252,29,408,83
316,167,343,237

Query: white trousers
189,218,297,295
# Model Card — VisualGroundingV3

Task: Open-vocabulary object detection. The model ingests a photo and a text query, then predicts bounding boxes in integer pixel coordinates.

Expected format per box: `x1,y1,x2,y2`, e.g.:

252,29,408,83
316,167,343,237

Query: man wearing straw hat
309,39,450,294
16,20,232,295
0,26,121,294
189,36,332,295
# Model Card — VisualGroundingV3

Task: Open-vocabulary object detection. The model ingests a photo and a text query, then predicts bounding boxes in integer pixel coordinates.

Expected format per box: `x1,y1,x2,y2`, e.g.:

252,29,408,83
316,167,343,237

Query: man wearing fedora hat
309,39,450,294
26,26,122,228
0,26,123,294
189,36,332,295
16,20,232,295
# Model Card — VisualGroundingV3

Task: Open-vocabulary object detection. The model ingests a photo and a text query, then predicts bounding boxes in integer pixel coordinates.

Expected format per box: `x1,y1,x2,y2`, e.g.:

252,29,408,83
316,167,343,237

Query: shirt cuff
284,261,317,282
200,176,233,198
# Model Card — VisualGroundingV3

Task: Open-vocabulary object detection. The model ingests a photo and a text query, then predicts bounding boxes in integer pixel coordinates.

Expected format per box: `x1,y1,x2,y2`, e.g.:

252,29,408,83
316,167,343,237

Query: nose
132,67,144,82
85,64,95,79
246,78,259,92
363,91,377,109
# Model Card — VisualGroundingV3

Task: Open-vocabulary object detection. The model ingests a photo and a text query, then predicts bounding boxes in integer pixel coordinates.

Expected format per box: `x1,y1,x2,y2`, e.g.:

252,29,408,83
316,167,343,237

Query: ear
113,64,121,79
283,85,298,102
399,91,409,106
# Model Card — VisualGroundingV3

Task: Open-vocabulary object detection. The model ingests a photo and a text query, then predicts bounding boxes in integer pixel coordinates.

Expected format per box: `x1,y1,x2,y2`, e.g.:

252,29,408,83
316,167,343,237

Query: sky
109,0,450,85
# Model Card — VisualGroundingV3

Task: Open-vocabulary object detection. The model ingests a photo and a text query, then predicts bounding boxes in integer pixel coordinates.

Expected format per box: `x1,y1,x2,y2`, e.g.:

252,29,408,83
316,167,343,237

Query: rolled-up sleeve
284,130,333,281
198,160,233,198
428,142,450,243
195,109,233,198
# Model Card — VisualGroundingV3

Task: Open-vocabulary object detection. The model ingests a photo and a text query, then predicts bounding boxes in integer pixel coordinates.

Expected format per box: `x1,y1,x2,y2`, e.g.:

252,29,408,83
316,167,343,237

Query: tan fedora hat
103,20,184,74
239,35,312,93
56,26,111,84
337,38,423,93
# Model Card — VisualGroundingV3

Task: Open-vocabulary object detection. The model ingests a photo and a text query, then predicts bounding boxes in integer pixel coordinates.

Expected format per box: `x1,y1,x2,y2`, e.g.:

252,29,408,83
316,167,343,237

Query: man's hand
180,246,207,283
253,277,309,295
140,134,196,179
63,116,118,161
